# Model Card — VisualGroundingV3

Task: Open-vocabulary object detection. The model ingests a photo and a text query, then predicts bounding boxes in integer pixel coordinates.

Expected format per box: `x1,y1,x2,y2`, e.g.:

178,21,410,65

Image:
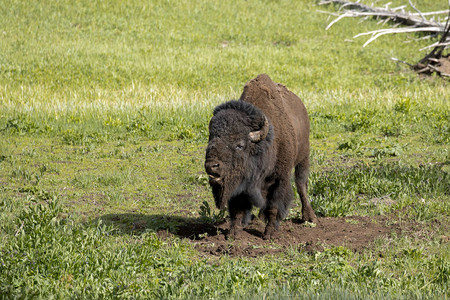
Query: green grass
0,0,449,298
1,195,448,298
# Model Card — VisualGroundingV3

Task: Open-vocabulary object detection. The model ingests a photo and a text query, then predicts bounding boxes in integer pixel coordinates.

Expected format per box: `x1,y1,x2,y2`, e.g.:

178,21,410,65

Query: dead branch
408,0,425,23
319,0,446,31
319,0,450,79
354,27,444,47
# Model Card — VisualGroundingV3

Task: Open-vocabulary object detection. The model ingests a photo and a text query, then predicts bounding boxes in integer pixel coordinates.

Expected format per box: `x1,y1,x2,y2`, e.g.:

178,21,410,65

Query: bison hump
239,74,310,172
240,74,282,106
239,74,295,126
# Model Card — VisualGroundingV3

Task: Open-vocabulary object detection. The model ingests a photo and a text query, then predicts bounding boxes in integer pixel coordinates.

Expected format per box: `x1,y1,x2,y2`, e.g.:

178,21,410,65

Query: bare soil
415,55,450,77
437,56,450,75
170,215,416,257
101,211,447,258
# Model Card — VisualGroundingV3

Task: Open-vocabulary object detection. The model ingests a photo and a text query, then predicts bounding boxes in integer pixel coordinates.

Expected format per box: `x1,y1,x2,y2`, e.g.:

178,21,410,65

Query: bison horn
249,116,269,142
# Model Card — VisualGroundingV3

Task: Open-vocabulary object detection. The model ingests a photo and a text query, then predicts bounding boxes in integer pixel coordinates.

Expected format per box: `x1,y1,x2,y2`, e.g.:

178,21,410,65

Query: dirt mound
415,55,450,78
169,215,409,257
437,56,450,75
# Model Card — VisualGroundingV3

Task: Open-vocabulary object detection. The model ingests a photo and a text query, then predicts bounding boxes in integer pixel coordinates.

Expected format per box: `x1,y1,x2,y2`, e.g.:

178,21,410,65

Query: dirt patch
415,55,450,78
101,212,430,258
437,56,450,75
165,215,411,257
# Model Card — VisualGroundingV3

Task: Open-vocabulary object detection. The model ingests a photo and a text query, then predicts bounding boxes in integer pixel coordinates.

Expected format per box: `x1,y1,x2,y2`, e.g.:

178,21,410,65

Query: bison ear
249,116,269,142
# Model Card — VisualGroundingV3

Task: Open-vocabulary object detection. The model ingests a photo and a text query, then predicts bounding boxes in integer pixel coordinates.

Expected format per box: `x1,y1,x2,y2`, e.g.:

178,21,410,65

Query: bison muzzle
205,74,317,239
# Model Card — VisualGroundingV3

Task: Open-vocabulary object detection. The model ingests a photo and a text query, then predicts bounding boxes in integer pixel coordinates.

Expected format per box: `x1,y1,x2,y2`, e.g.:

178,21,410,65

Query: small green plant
2,116,51,135
337,137,362,152
186,174,209,186
369,143,404,159
199,200,226,224
429,257,450,285
356,261,382,280
150,144,164,153
402,247,423,261
379,123,402,137
394,98,412,114
60,128,103,145
168,124,196,141
344,109,376,132
345,219,359,225
126,116,153,136
0,155,7,163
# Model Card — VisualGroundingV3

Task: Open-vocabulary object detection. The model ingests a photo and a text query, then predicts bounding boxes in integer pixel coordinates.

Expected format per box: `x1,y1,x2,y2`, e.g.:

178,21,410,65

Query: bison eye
235,141,245,150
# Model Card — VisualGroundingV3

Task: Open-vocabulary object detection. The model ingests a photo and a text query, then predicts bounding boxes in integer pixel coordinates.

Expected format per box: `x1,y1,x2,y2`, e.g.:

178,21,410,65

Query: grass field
0,0,449,298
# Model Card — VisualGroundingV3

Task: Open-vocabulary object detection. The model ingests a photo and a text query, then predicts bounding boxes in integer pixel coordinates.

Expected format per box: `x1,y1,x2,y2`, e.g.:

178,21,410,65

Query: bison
205,74,317,239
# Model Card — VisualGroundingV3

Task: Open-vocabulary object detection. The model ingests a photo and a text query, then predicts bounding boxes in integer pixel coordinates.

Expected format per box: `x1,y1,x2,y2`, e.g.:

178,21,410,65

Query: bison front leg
228,195,252,240
229,210,244,239
262,178,292,240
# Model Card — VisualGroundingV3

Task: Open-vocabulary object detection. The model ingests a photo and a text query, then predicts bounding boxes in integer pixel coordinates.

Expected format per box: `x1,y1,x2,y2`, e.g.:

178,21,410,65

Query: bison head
205,100,273,209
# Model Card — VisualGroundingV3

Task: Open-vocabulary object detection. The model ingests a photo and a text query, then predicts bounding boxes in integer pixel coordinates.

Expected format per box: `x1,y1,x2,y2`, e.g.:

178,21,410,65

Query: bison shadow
96,213,281,240
97,213,227,240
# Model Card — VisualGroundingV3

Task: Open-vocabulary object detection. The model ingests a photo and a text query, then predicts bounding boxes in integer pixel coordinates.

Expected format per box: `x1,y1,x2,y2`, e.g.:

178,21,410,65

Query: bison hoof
227,227,242,240
262,231,277,240
263,227,276,240
262,233,271,240
302,211,318,224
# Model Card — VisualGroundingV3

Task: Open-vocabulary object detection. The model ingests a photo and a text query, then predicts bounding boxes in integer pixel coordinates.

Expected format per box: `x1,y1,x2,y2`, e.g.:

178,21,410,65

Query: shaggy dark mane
213,100,267,130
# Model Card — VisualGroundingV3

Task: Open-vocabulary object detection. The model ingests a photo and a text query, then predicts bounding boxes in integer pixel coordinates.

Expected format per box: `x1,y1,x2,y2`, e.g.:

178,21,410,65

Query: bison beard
205,74,317,240
209,168,243,210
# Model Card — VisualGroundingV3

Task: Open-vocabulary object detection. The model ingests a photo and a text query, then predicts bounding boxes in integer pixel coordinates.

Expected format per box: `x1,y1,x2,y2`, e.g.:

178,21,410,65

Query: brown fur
240,74,310,177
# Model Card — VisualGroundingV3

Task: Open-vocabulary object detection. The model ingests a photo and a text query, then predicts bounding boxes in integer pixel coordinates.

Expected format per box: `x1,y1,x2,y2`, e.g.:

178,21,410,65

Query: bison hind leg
295,162,318,223
262,206,280,240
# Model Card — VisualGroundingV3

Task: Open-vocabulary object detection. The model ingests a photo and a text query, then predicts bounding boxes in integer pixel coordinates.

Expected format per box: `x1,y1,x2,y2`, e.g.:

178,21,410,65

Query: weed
369,143,404,159
152,145,165,153
394,98,412,114
0,155,8,163
402,247,423,261
199,200,226,224
185,173,210,187
337,137,363,152
345,219,360,225
356,261,383,280
344,109,376,132
429,257,450,285
60,129,104,145
2,115,52,135
379,122,403,137
126,116,154,137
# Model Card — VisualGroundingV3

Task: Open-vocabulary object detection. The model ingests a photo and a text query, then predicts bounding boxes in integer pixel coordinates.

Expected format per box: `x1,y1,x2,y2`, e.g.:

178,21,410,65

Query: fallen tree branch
324,11,444,31
319,0,450,79
408,0,425,23
354,26,444,47
420,41,450,51
320,0,446,30
391,57,414,67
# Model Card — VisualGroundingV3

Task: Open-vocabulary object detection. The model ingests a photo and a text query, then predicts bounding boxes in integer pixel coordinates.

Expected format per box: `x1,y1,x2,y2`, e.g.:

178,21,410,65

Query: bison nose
205,161,221,178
